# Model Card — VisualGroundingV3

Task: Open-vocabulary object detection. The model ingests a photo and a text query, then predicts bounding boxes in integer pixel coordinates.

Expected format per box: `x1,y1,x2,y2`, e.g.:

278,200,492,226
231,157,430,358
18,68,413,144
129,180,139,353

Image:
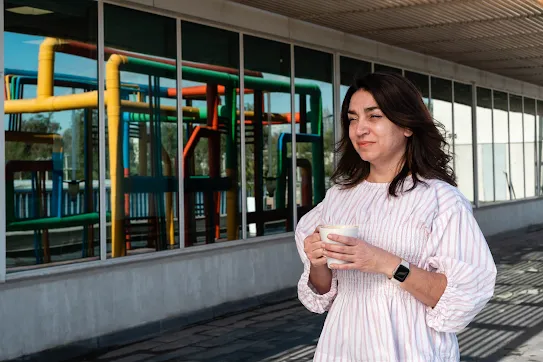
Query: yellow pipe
121,100,177,114
161,146,174,245
38,38,68,99
106,54,128,257
7,39,184,254
5,75,11,100
5,91,100,114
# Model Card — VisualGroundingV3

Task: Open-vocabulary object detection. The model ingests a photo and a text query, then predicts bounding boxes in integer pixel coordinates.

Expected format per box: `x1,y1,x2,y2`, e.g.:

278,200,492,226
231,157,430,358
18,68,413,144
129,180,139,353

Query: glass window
294,46,333,221
524,98,536,198
181,22,241,244
104,4,178,256
4,0,99,271
405,71,429,107
509,95,524,199
243,35,291,237
339,56,371,103
453,82,474,202
430,78,454,169
493,91,510,201
476,87,494,203
374,63,402,74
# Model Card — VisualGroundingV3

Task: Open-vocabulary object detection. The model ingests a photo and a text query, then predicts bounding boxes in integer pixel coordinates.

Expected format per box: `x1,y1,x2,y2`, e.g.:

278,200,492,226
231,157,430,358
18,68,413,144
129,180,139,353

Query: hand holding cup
303,227,327,268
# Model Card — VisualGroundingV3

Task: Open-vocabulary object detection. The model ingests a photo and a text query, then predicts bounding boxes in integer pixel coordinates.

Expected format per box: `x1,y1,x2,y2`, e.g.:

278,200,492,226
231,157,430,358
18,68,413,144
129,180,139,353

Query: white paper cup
319,225,359,268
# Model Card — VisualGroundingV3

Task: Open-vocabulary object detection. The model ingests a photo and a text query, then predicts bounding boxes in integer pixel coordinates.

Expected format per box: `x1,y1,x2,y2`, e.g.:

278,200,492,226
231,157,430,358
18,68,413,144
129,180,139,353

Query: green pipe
123,57,321,96
121,56,326,206
310,95,325,204
6,212,107,232
224,86,238,240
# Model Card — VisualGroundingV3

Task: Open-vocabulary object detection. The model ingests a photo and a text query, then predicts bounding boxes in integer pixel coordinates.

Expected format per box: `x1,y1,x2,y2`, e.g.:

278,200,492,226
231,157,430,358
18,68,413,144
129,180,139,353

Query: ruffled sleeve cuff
425,257,496,333
298,268,338,314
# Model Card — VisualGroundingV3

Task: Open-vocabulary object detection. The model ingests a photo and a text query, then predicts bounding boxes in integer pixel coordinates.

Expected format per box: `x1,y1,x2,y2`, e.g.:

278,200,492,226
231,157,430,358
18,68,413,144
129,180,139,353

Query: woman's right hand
304,229,327,267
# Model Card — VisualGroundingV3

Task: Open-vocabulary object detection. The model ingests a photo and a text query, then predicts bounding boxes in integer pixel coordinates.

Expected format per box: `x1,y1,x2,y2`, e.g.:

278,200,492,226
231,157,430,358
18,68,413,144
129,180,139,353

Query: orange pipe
166,85,254,98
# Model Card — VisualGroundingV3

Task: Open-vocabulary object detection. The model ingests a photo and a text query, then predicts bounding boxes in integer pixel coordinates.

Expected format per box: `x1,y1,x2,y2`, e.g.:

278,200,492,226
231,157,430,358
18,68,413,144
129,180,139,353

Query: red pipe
59,41,263,77
166,85,254,98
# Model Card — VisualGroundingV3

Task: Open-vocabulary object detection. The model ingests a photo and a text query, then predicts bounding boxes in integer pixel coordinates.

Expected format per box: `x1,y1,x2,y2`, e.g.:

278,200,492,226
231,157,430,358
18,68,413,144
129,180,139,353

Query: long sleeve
424,200,497,333
295,201,338,314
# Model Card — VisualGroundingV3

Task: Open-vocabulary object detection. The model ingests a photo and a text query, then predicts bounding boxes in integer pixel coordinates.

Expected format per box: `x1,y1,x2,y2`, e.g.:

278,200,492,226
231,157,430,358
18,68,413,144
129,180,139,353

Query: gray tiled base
7,287,297,362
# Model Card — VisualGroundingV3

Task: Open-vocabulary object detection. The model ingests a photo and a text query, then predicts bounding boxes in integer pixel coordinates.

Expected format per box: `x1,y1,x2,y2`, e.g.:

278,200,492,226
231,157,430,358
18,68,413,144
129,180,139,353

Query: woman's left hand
323,234,400,276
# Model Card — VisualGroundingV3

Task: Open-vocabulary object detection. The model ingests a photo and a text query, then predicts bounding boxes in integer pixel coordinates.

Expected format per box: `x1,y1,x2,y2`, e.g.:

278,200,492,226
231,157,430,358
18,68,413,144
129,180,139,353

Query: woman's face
348,89,412,168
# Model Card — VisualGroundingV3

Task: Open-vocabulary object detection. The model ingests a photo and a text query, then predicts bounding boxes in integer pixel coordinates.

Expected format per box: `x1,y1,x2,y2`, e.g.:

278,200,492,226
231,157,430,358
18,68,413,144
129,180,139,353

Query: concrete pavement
72,226,543,362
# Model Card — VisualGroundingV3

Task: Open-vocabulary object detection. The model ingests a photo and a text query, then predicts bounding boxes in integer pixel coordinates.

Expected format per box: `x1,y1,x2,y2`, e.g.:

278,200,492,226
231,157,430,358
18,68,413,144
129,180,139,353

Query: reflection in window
430,77,454,169
181,22,241,244
374,64,402,74
476,88,494,203
294,46,333,221
104,4,178,256
493,91,510,201
405,71,429,107
244,35,291,237
4,0,99,271
509,95,524,199
339,57,371,104
453,82,474,201
524,98,536,197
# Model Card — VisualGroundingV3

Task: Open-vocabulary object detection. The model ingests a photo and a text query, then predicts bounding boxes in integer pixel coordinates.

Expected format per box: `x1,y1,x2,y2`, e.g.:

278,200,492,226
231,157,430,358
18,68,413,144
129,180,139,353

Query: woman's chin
357,151,374,163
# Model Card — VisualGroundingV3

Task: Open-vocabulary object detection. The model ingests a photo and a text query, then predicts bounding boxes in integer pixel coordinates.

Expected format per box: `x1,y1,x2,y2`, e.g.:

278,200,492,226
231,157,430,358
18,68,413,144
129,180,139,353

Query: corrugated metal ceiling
230,0,543,85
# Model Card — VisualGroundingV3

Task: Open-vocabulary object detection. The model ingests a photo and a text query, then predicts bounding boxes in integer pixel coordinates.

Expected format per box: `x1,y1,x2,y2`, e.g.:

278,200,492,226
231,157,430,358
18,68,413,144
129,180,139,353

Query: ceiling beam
298,0,465,21
357,12,542,35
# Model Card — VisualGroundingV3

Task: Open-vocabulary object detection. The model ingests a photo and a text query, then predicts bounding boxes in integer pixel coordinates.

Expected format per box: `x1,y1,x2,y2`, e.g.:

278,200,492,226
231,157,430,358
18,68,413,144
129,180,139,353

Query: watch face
394,265,410,282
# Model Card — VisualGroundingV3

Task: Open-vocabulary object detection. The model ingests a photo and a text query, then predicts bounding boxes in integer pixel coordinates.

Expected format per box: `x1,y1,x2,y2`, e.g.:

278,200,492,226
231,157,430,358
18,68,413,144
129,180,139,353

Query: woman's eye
370,114,382,119
348,118,357,123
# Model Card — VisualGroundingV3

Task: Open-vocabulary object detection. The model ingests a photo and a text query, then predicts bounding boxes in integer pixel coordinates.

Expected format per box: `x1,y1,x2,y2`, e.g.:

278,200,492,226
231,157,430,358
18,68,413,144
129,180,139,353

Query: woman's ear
404,128,413,137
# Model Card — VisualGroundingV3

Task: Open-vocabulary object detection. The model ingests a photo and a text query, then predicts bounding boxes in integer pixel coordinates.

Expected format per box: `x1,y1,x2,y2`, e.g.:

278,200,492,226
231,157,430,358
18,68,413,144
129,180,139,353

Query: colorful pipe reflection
4,36,325,261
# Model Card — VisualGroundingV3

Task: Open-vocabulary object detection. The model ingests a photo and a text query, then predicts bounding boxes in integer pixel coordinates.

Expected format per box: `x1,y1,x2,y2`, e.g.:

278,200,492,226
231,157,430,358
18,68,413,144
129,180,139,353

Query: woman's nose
356,119,368,135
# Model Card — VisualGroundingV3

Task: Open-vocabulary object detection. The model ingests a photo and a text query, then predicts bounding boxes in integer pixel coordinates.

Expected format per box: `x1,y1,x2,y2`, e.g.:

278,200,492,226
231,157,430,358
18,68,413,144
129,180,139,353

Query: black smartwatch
390,259,410,284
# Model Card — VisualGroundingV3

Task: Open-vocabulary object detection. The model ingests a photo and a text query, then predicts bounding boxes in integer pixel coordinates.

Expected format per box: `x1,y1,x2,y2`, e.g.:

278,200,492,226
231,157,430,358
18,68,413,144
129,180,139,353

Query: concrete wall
0,235,301,361
474,198,543,237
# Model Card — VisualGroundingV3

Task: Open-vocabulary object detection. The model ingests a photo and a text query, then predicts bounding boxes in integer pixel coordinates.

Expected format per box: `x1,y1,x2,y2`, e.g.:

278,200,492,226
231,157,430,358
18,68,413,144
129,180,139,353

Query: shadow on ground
70,227,543,362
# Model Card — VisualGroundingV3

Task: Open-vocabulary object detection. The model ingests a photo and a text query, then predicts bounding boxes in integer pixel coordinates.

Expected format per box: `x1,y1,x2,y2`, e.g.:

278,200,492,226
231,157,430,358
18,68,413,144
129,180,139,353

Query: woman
295,72,497,361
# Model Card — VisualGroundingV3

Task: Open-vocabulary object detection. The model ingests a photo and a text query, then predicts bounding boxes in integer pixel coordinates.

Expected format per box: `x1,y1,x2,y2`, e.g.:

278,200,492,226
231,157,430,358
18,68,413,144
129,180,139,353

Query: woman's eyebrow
364,106,380,112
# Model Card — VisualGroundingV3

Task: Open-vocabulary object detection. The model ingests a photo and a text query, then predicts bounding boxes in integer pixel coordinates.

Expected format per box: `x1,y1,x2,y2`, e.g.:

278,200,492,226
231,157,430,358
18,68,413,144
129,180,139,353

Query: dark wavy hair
331,71,456,196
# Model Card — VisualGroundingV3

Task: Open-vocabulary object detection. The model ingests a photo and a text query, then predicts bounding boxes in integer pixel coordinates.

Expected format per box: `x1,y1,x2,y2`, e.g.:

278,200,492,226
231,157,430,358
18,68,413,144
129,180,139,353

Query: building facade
1,0,543,360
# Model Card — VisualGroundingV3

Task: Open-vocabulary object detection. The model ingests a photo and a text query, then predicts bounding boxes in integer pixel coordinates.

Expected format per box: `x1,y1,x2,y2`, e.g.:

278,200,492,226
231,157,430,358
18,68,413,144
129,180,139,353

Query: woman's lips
357,141,375,147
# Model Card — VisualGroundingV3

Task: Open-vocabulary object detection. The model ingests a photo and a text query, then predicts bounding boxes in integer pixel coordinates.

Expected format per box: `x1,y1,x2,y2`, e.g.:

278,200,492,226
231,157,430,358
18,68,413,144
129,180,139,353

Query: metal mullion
0,0,6,281
451,82,456,172
290,44,297,230
333,52,341,169
522,97,526,198
98,0,107,260
176,19,184,248
507,94,512,199
491,90,496,202
471,84,479,207
240,33,247,239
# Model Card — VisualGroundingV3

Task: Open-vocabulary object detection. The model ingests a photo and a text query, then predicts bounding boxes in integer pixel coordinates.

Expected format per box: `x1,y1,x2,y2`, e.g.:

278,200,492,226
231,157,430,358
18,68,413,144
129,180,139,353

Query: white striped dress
295,178,497,362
